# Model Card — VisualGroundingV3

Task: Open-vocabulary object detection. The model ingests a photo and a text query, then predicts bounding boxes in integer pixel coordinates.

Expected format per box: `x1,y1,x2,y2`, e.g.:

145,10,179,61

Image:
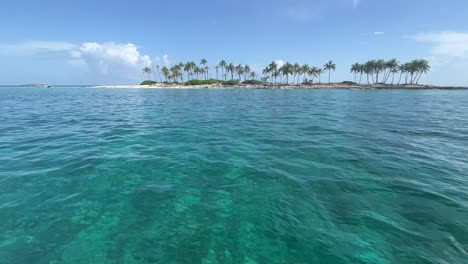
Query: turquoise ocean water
0,86,467,263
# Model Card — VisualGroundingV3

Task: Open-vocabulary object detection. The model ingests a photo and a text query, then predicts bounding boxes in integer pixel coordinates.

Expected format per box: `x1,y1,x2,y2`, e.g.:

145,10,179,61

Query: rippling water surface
1,87,468,263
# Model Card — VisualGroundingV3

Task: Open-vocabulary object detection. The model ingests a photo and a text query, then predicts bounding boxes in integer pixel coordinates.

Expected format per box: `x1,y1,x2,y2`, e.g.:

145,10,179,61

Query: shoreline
92,83,468,90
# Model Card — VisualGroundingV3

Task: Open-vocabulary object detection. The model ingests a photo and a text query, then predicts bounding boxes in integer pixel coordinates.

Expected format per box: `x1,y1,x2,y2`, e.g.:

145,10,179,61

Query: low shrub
242,79,265,85
185,79,223,85
222,80,240,85
140,80,157,85
341,81,357,85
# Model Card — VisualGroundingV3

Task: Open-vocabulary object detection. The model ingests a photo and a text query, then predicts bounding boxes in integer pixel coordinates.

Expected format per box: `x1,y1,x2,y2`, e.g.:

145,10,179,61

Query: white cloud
352,0,360,8
374,32,385,35
0,40,157,82
274,60,285,68
76,42,152,76
411,31,468,86
154,54,171,66
413,32,468,57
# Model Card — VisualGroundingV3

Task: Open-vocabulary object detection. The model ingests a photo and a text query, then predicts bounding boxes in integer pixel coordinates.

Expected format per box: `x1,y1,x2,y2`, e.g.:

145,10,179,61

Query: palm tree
161,66,170,82
374,59,385,83
357,64,366,84
323,60,336,84
281,63,293,84
307,66,318,83
381,59,399,84
250,71,257,80
414,59,430,84
170,65,182,82
142,67,152,80
272,70,280,84
269,61,278,81
364,60,376,84
243,65,251,81
263,66,271,83
218,60,227,80
184,63,192,81
383,59,398,84
194,67,202,79
200,59,208,79
308,67,320,84
292,63,301,84
178,63,184,82
235,64,244,82
227,63,235,80
397,65,405,85
351,63,360,83
301,64,310,84
317,68,324,84
215,65,220,80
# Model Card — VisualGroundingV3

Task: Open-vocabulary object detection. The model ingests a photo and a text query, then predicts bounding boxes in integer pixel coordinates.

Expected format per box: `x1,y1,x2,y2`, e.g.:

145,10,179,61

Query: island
94,59,466,90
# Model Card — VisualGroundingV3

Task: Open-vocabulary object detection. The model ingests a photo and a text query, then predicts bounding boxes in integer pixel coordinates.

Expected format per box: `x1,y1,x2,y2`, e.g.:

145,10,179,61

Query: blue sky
1,0,468,85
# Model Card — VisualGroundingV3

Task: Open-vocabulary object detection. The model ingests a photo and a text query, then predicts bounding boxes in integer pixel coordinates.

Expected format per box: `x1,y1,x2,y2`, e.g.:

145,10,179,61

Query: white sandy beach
91,83,460,90
92,84,226,89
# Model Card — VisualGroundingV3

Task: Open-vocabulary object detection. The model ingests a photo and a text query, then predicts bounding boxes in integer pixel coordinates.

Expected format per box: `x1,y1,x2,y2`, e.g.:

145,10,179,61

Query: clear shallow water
1,87,467,264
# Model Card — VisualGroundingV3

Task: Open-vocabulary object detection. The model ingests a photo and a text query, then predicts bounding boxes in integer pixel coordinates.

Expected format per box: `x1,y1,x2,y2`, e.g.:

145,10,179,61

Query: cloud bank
413,32,468,57
73,42,152,78
0,40,155,83
412,31,468,86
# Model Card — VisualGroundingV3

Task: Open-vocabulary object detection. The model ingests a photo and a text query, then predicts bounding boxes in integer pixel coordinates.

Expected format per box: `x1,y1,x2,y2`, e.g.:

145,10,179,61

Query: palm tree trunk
328,71,331,83
152,66,157,82
415,71,424,84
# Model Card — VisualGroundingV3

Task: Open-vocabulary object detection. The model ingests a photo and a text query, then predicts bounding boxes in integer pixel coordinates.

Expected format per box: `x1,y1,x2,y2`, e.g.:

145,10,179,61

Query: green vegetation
324,60,336,83
242,80,265,85
185,79,223,85
142,67,152,80
142,58,430,87
140,80,157,85
341,81,357,85
351,59,430,85
222,80,240,85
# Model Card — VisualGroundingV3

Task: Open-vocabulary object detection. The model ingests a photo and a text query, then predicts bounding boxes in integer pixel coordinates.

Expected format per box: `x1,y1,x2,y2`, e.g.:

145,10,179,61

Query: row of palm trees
143,58,429,85
144,59,257,83
350,59,430,85
261,60,336,84
143,59,338,84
